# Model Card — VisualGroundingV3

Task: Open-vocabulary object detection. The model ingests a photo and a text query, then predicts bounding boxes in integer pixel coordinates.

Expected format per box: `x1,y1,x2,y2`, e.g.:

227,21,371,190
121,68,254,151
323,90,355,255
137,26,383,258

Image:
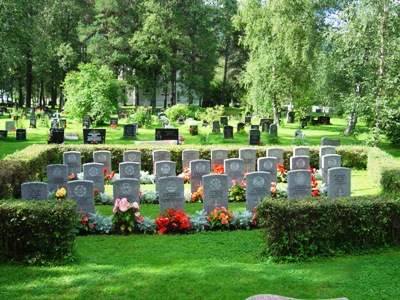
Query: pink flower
119,198,130,212
132,202,139,210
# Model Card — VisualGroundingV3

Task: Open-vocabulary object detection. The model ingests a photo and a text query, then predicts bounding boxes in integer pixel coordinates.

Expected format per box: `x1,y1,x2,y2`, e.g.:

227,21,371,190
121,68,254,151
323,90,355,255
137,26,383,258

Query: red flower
312,190,320,197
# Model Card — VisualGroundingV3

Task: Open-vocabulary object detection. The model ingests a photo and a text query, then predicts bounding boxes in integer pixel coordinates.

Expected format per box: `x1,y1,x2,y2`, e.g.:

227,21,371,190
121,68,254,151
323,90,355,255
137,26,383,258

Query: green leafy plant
207,207,234,230
155,209,192,235
164,104,189,121
229,180,246,202
112,198,143,234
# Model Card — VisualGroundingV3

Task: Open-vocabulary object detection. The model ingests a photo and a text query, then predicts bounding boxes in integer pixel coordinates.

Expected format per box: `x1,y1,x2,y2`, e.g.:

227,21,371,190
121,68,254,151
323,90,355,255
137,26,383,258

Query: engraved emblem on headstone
89,167,98,176
166,181,177,192
253,176,264,188
264,161,273,170
68,155,77,162
75,185,87,197
230,162,240,171
161,164,170,174
98,154,107,162
294,173,306,185
121,183,132,193
328,158,337,167
244,152,252,159
125,165,135,175
216,152,223,159
210,179,221,190
128,153,136,161
53,167,62,176
296,159,306,168
195,163,206,172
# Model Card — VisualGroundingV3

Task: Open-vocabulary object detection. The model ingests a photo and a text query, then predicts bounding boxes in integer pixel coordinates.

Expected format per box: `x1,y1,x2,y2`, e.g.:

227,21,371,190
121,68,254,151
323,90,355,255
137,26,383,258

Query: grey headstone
322,154,342,184
327,167,351,198
158,176,185,212
224,158,245,188
113,178,140,204
155,161,176,193
212,120,220,133
47,164,68,193
123,150,141,169
5,121,15,132
319,146,336,169
211,149,228,166
246,172,271,211
21,182,48,200
182,149,200,170
321,137,341,146
119,162,140,180
287,170,312,199
152,150,171,174
293,147,310,157
93,150,112,174
67,180,95,214
266,148,284,165
83,162,105,193
290,156,310,170
202,174,229,214
63,151,81,176
190,159,211,193
269,124,278,136
258,157,278,183
239,148,256,173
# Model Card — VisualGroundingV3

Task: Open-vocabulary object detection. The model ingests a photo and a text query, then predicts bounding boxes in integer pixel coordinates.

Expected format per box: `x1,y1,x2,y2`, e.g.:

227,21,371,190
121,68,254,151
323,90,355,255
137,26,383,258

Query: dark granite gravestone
250,124,259,130
237,122,245,132
223,125,233,139
178,118,185,124
269,124,278,136
0,130,7,139
245,116,252,125
82,116,91,129
260,118,274,132
318,116,330,125
286,111,295,123
123,124,136,138
220,116,228,126
190,125,199,135
118,108,127,118
83,129,106,144
248,129,261,145
48,128,64,144
16,129,26,141
110,117,118,126
155,128,179,144
212,121,220,132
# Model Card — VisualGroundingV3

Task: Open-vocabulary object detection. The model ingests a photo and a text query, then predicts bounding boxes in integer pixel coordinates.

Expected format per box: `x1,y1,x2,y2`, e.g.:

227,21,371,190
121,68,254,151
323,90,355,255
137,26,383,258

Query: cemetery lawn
1,231,400,300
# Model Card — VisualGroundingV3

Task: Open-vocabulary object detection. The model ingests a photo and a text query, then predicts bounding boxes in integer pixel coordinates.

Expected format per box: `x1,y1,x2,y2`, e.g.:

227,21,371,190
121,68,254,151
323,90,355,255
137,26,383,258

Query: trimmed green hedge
257,196,400,262
0,144,389,199
368,147,400,193
0,200,77,264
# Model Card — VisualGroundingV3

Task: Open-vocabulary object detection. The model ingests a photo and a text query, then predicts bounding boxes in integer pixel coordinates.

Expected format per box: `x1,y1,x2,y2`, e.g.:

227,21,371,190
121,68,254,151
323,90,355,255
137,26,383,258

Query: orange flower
94,189,99,196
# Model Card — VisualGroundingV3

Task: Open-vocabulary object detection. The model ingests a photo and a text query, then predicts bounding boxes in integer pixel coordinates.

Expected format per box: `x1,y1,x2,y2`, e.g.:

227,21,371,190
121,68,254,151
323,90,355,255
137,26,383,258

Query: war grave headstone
224,158,245,188
123,124,136,139
245,116,252,125
246,171,271,211
93,150,112,174
290,156,310,171
83,129,106,144
248,129,261,146
119,162,140,180
67,180,95,214
257,157,277,183
152,150,171,174
327,167,351,199
190,159,211,193
321,154,342,184
155,128,179,144
269,124,278,137
287,169,312,199
319,146,336,169
113,178,140,204
16,129,26,141
155,161,176,194
82,116,91,129
239,148,256,173
21,182,48,200
158,176,185,212
47,164,68,193
223,125,234,139
321,137,341,146
182,149,200,170
202,174,229,214
212,120,220,133
83,163,105,193
63,151,81,176
293,146,310,157
220,116,228,126
237,122,245,132
266,147,284,165
211,148,228,166
123,150,141,169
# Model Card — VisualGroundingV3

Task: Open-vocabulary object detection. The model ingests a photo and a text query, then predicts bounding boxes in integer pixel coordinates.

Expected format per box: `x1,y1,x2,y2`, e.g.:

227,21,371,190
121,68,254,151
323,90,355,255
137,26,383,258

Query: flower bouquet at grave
309,167,320,196
112,198,143,234
277,164,287,183
178,167,191,183
270,182,287,198
155,208,192,235
191,186,204,203
52,187,67,202
68,173,77,181
211,164,224,174
104,168,115,185
110,124,118,130
228,180,246,202
179,135,185,145
207,207,234,230
76,212,95,234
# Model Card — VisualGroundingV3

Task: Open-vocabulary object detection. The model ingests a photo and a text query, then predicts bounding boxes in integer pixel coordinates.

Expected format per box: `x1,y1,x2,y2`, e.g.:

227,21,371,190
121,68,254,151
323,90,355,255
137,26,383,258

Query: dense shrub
257,196,400,262
164,104,189,121
0,200,77,264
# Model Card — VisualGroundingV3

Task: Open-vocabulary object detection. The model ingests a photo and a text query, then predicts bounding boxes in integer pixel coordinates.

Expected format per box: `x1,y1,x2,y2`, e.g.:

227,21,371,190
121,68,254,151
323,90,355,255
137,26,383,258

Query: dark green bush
0,200,77,264
257,196,400,262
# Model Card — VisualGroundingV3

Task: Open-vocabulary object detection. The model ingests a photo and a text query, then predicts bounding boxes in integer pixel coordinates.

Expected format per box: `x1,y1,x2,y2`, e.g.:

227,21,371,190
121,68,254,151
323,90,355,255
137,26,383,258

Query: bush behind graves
257,196,400,262
0,200,77,264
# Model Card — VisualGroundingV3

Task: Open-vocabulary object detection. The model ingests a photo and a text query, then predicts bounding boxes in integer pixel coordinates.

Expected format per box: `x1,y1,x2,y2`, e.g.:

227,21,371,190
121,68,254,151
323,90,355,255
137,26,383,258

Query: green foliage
0,200,77,265
197,105,225,124
164,104,189,121
63,63,127,125
187,104,206,119
257,196,400,262
129,106,153,128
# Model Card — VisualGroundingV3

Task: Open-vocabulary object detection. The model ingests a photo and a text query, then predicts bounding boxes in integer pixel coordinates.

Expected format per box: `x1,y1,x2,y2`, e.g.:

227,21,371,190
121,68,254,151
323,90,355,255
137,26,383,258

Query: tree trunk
221,36,230,106
39,81,44,107
344,107,357,135
25,49,33,108
272,94,280,124
51,80,57,109
18,77,24,108
170,68,176,107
